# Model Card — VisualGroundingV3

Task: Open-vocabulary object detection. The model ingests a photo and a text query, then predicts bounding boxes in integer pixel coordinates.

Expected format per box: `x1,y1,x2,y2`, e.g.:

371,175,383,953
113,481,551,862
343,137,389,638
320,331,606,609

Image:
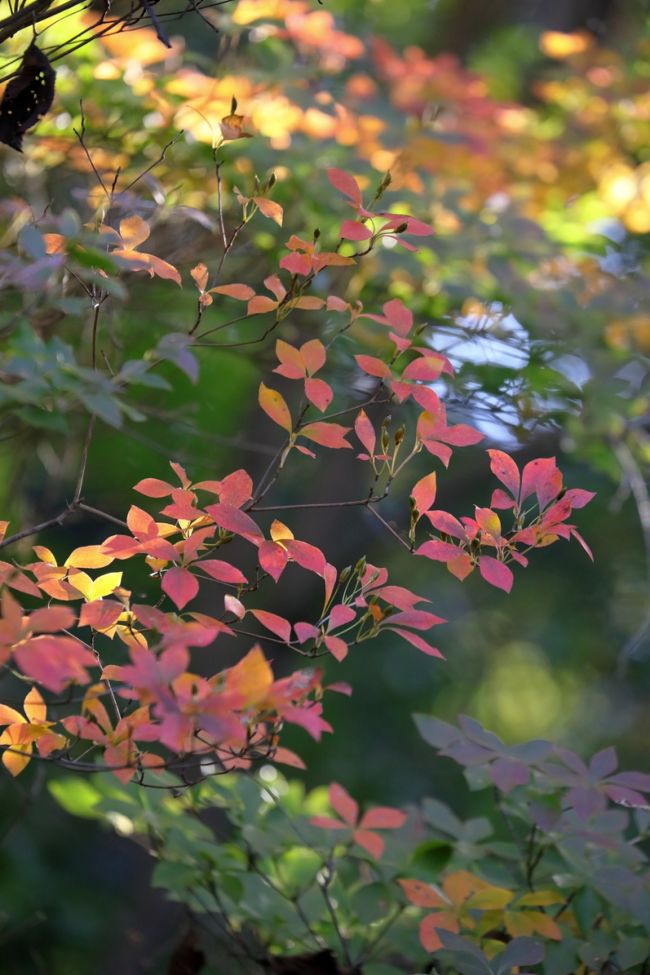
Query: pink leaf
521,457,562,509
360,807,407,829
415,540,461,561
284,539,327,577
487,449,520,499
324,635,348,661
355,355,391,379
133,478,174,498
327,168,362,207
162,567,199,610
206,503,263,542
300,422,352,450
354,410,376,457
258,541,289,582
478,557,513,593
79,600,123,630
390,627,445,658
198,560,247,585
353,828,384,859
330,782,358,825
402,358,445,382
305,377,333,412
251,609,292,642
411,472,437,519
340,220,373,241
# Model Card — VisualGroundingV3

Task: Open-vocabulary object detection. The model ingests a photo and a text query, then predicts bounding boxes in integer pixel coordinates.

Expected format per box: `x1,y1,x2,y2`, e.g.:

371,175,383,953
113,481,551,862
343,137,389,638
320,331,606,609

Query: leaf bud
267,171,276,188
313,227,321,241
394,425,405,445
393,222,408,234
339,565,352,583
354,556,366,577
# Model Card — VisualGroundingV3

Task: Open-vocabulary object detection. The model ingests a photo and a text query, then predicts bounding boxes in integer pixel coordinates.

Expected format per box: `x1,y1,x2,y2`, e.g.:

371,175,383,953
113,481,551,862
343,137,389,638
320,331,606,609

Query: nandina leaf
340,220,373,241
300,422,352,449
259,383,293,433
521,457,562,509
304,378,333,412
251,609,291,642
324,635,348,661
327,167,362,206
353,828,384,858
487,449,521,499
205,503,263,542
133,478,175,498
360,807,407,829
354,355,391,379
329,782,358,825
478,557,513,593
411,472,437,519
198,560,247,585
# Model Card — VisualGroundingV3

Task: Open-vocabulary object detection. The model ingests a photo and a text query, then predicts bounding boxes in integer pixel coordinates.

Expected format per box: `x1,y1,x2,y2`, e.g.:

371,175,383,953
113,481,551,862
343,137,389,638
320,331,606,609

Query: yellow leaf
226,645,273,706
23,687,46,724
65,545,115,569
467,886,513,911
33,546,57,565
270,520,294,543
0,726,32,776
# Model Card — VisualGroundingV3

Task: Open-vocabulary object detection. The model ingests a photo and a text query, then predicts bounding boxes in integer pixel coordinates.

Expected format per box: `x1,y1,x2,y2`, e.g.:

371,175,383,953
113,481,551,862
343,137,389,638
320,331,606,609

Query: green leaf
48,777,102,818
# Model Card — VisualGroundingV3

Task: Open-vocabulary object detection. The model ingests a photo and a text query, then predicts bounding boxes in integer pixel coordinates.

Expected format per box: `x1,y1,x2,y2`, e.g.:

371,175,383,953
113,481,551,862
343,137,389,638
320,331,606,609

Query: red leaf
133,477,174,498
284,539,327,576
327,168,362,206
300,339,326,375
353,828,385,858
304,377,333,412
398,878,446,908
198,560,247,585
360,807,407,829
447,552,474,581
340,220,373,241
310,815,347,830
415,540,461,561
354,409,376,457
354,355,391,379
258,541,289,582
211,283,256,300
300,422,352,449
205,503,263,542
79,600,123,630
329,782,358,825
15,636,95,692
272,747,306,770
564,488,596,509
411,471,437,519
251,609,292,642
478,557,513,593
328,604,356,628
127,505,157,537
162,567,199,609
521,457,562,509
402,358,445,382
294,622,320,643
423,510,466,539
487,449,520,499
324,634,348,661
390,627,445,658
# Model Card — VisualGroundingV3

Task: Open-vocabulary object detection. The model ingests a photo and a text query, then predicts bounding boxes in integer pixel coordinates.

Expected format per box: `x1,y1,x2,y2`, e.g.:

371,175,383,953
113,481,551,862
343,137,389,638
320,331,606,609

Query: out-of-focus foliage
51,712,650,972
